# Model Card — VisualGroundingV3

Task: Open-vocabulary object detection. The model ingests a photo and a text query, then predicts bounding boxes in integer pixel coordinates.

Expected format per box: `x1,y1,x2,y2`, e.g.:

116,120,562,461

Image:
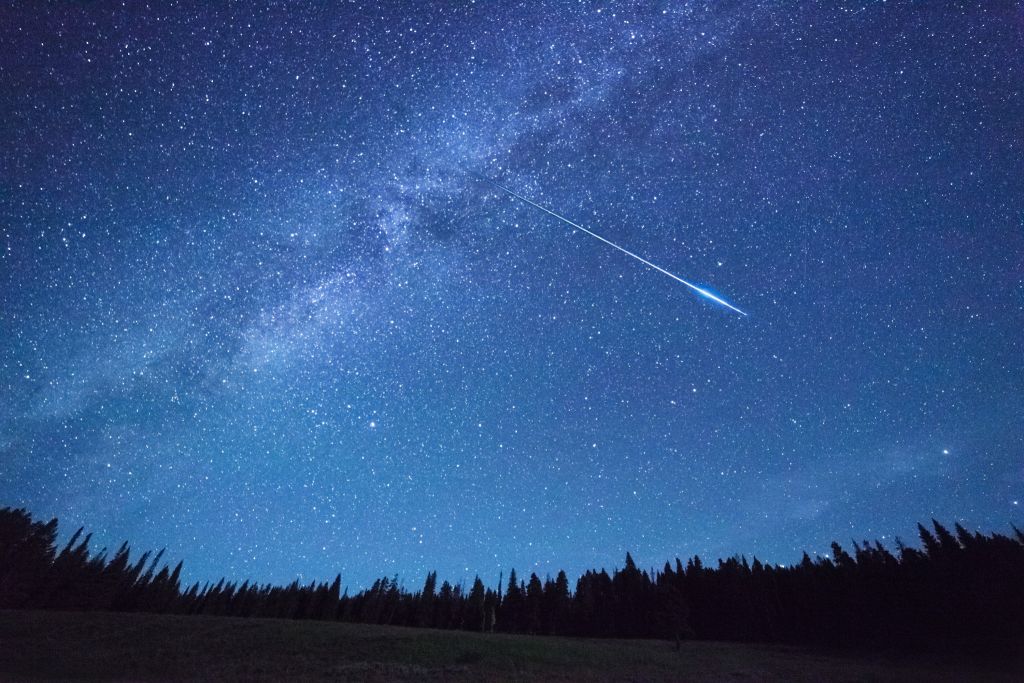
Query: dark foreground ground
0,610,1019,682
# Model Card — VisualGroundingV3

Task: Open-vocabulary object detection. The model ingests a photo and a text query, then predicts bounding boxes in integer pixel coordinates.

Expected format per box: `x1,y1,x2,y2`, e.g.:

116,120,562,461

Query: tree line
1,506,1022,654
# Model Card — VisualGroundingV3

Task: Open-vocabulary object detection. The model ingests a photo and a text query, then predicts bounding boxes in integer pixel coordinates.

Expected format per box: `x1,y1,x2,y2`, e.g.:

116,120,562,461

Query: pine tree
544,570,571,635
525,573,543,634
416,571,437,627
0,508,57,609
465,576,486,631
500,569,522,632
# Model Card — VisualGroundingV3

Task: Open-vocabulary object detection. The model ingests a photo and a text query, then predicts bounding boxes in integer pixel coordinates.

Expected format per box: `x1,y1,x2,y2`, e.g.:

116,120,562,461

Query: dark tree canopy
1,506,1022,655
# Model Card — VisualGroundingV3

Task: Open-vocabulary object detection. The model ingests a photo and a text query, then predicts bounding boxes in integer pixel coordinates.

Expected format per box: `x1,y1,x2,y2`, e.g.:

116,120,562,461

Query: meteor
472,174,748,317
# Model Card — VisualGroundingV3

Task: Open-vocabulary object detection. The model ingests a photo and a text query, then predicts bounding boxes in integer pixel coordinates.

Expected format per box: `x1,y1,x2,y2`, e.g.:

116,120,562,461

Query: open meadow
1,609,1019,682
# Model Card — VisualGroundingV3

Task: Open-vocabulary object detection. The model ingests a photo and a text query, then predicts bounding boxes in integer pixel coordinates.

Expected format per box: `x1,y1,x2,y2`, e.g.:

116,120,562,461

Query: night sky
2,2,1022,590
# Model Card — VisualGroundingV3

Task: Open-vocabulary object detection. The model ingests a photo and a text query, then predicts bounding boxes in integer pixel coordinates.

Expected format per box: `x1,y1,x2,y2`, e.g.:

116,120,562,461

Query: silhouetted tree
416,571,437,627
524,573,543,634
499,569,522,632
465,576,486,631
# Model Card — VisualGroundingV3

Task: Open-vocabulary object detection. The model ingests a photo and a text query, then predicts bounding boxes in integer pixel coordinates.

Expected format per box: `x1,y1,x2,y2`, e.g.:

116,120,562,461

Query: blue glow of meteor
474,175,748,316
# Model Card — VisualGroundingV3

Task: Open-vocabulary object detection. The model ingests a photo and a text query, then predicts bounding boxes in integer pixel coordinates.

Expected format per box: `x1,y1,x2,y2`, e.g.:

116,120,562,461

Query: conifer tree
525,573,543,634
416,571,437,627
465,576,486,631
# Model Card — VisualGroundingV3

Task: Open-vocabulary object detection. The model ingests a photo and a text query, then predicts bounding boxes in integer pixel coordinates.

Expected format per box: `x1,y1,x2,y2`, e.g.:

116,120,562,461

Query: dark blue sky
2,1,1022,589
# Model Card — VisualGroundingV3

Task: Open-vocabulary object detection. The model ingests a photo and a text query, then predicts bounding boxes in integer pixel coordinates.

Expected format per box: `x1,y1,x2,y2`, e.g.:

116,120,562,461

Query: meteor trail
473,174,748,316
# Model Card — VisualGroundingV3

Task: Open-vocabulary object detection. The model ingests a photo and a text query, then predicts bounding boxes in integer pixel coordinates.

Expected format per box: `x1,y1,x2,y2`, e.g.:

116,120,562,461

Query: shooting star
473,174,748,316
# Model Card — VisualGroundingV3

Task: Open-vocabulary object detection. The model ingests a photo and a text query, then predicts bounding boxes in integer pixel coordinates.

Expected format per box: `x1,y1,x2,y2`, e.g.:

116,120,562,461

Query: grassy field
0,610,1019,682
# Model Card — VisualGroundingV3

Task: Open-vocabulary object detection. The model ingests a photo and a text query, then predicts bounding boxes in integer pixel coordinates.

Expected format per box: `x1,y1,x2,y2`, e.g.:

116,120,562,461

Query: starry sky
2,2,1022,589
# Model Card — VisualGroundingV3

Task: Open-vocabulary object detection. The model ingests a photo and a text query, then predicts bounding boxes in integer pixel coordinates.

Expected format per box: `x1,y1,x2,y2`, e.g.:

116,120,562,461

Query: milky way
2,2,1022,588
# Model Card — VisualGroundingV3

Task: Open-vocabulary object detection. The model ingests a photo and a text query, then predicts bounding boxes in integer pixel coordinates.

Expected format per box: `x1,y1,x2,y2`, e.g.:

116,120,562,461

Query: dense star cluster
2,2,1021,589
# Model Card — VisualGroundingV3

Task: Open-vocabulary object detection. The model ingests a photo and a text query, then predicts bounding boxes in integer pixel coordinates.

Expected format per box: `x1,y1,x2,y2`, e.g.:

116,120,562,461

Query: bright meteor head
691,285,748,317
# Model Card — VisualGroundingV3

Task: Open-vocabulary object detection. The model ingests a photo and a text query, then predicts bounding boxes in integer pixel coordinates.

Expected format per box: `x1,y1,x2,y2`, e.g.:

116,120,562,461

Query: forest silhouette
1,507,1021,655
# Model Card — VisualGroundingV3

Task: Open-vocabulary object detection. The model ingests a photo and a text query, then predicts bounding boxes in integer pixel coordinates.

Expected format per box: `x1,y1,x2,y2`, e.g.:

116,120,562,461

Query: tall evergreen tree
465,576,487,632
416,570,437,627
